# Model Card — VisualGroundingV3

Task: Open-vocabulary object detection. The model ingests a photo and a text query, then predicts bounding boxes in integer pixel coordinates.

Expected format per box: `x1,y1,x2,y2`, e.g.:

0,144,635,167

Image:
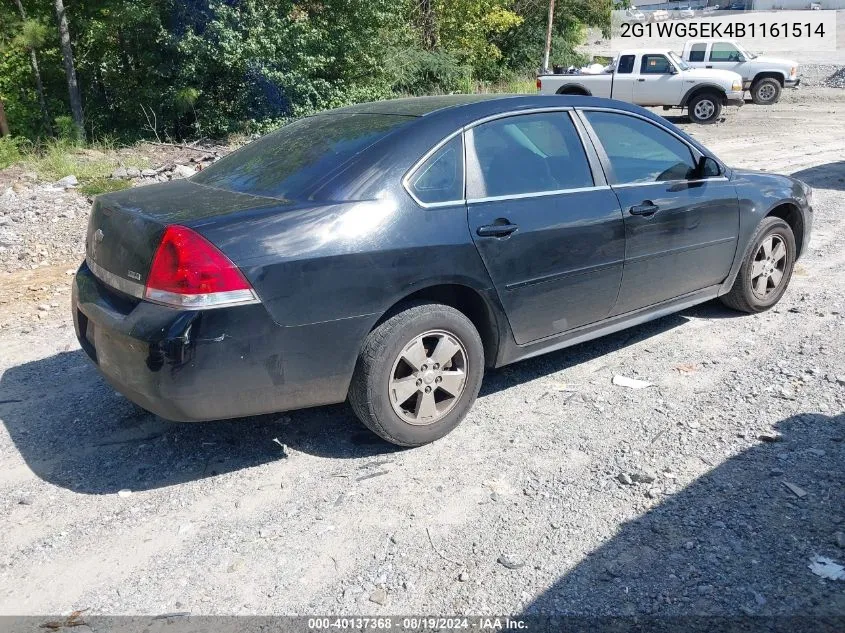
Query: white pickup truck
681,39,799,104
537,49,744,124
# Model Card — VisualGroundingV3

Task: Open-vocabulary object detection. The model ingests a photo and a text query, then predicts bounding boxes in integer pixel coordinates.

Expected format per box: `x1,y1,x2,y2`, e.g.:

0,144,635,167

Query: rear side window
641,54,673,74
688,43,707,62
584,111,697,184
617,55,635,74
407,135,463,204
467,112,594,198
709,42,742,61
193,113,414,200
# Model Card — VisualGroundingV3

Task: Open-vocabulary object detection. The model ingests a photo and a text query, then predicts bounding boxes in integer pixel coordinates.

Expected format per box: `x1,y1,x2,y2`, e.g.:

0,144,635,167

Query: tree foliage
0,0,611,142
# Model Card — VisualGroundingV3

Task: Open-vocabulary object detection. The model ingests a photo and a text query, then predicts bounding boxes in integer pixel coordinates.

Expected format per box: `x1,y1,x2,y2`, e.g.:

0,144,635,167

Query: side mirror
669,66,679,74
696,155,721,178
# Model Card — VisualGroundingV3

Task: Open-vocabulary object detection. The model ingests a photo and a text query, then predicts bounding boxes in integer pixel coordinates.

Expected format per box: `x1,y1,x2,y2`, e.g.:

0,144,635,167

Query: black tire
688,92,723,124
750,77,782,105
348,301,485,447
720,217,796,313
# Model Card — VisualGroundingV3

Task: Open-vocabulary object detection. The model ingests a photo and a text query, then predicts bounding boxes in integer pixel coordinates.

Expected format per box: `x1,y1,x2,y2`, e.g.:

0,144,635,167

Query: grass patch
26,140,149,184
0,136,25,170
78,178,132,197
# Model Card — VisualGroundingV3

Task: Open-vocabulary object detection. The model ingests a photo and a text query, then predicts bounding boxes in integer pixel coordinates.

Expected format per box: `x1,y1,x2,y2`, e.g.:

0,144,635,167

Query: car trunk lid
85,179,279,296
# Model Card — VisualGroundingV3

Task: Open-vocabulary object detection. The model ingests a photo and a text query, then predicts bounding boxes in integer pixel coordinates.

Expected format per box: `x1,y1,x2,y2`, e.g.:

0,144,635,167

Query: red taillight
536,78,542,91
145,225,258,308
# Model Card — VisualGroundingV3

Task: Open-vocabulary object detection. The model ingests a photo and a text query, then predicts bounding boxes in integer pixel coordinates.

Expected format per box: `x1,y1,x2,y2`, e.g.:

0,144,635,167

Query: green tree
10,0,52,133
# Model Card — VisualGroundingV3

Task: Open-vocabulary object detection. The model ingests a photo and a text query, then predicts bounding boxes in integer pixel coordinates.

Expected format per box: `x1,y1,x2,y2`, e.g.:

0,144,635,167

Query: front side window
467,112,594,198
710,42,743,62
407,135,463,204
641,54,674,74
584,111,697,184
688,43,707,62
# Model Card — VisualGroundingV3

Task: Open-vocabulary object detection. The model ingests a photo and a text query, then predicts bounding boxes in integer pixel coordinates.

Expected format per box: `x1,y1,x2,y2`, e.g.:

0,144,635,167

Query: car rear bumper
72,262,372,422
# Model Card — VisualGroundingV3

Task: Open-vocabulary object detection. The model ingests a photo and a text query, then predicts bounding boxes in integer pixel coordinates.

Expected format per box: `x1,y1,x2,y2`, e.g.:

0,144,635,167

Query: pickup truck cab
537,49,744,124
681,40,799,104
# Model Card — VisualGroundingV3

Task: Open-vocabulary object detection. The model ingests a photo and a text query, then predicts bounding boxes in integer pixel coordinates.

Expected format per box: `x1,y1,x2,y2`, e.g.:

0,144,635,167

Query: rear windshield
193,113,414,200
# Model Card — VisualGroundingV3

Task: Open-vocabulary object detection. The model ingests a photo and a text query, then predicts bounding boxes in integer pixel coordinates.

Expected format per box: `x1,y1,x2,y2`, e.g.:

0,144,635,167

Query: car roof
322,94,649,124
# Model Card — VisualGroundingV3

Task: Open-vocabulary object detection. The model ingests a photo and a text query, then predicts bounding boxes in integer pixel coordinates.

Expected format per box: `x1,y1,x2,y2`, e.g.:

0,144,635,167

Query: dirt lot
1,83,844,619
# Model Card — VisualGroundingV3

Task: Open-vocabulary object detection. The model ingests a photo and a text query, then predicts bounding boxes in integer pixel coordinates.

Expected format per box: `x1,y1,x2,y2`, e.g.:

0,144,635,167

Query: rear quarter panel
197,197,495,328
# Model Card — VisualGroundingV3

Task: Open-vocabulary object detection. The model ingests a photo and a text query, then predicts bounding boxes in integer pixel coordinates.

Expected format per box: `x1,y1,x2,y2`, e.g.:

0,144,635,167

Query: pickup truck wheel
751,78,782,105
348,301,485,447
688,92,722,124
720,217,796,313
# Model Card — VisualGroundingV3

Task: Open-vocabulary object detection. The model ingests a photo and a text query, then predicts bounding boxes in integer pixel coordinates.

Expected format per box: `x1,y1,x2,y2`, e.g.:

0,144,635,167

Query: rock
37,304,50,312
111,168,129,180
836,376,845,386
369,588,387,605
56,175,78,188
618,473,634,485
758,433,782,443
834,532,845,549
126,167,141,178
778,387,796,400
496,555,525,570
631,470,656,484
645,487,660,499
458,572,468,582
686,420,701,429
17,496,34,506
117,489,132,498
141,169,157,177
172,165,196,179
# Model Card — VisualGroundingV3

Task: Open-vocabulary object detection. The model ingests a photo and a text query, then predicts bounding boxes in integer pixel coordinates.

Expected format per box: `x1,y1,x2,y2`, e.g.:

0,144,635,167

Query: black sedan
72,95,812,446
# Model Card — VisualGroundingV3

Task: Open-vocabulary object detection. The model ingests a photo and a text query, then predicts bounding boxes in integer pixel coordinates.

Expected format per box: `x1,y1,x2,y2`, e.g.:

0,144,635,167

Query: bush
385,48,472,95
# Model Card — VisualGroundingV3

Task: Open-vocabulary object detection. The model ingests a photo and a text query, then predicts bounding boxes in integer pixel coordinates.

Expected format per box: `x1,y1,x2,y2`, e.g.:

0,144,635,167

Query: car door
465,110,625,344
611,54,636,103
633,54,683,105
705,42,745,76
578,109,740,315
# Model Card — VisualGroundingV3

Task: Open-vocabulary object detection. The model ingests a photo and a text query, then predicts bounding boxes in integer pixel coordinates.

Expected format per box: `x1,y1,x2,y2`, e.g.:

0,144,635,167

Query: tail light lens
145,225,259,309
536,78,542,90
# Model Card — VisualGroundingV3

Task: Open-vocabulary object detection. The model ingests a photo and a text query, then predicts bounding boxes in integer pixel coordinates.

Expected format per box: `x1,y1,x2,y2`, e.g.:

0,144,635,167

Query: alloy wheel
694,99,716,121
389,330,468,425
750,234,788,298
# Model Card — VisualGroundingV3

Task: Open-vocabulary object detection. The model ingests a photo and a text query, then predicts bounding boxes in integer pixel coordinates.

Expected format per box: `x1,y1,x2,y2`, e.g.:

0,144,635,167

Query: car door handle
705,65,713,68
637,78,646,82
629,202,659,216
477,223,519,237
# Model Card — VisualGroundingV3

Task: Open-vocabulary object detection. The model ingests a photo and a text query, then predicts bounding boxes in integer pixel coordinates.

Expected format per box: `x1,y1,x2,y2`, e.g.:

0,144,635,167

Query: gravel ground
0,85,844,619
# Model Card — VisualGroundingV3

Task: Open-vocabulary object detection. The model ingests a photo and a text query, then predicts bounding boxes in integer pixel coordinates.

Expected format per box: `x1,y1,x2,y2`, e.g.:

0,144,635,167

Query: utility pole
542,0,555,73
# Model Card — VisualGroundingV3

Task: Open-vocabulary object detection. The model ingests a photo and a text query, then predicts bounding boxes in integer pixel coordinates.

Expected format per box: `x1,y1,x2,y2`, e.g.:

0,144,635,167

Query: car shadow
0,301,739,495
792,161,845,192
519,411,845,620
